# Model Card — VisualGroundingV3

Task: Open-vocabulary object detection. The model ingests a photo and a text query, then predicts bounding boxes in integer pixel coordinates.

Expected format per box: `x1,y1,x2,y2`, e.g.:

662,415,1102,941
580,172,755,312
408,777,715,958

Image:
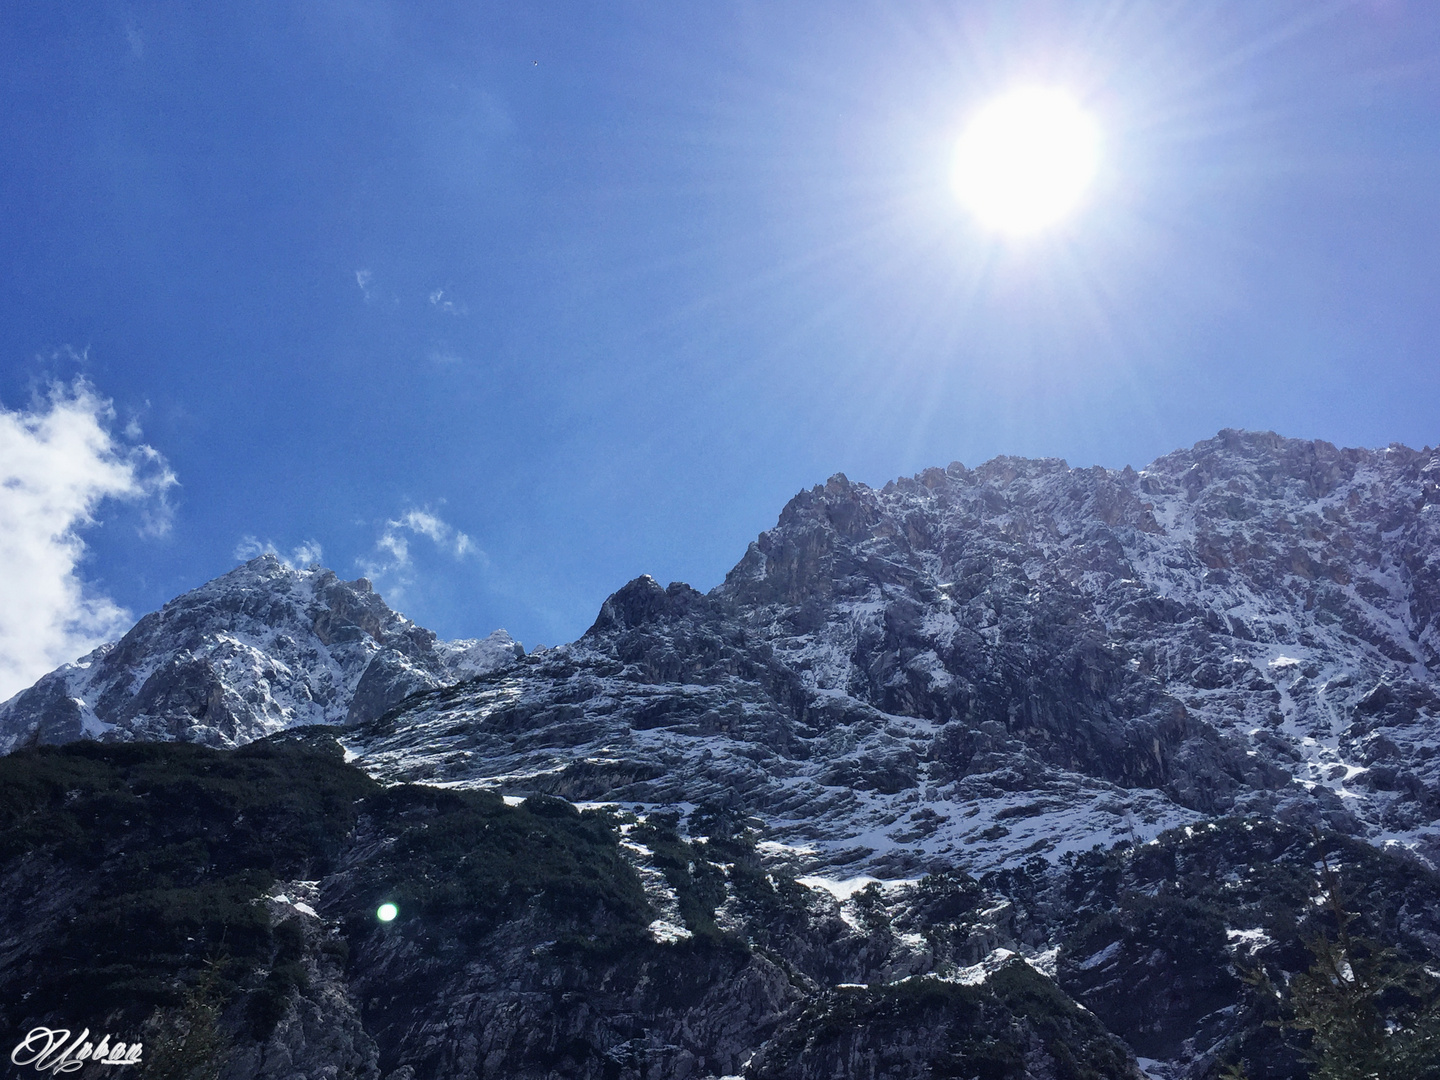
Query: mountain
2,429,1438,1080
350,429,1440,874
0,556,522,752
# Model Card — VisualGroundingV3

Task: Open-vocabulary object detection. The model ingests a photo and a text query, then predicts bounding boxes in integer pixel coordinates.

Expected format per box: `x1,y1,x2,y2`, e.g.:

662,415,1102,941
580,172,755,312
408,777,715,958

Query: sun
952,87,1100,236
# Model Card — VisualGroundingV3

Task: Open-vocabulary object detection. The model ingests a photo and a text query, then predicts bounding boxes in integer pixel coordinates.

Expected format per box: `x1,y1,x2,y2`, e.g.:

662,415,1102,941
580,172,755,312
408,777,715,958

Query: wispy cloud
428,288,465,316
427,345,465,365
355,268,375,303
234,536,324,570
357,508,479,600
0,379,177,699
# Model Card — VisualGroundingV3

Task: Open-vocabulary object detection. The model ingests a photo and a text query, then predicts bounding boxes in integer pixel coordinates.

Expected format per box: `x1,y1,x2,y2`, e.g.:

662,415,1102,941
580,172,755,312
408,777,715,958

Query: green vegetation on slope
0,731,651,1041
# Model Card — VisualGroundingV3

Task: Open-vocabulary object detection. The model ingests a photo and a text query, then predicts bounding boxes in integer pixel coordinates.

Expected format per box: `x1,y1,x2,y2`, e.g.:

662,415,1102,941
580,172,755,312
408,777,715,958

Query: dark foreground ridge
2,735,1438,1078
0,736,1118,1079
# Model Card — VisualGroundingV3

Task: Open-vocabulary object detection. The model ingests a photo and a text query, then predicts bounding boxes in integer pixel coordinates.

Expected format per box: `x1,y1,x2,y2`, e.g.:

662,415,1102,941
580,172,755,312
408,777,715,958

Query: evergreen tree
145,958,233,1080
1228,848,1440,1080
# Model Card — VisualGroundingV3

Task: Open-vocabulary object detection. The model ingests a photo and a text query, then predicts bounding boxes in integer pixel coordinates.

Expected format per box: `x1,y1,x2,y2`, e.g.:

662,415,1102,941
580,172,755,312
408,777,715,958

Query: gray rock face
222,884,383,1080
0,555,522,751
351,430,1440,874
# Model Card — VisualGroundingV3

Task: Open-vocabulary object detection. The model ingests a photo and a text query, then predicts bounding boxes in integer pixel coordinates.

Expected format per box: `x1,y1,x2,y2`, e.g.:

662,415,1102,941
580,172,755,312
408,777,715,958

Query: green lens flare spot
376,902,398,922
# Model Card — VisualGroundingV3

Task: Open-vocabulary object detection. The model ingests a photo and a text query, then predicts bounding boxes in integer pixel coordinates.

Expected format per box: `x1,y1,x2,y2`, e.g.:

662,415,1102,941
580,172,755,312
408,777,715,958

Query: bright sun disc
377,902,398,922
952,88,1100,235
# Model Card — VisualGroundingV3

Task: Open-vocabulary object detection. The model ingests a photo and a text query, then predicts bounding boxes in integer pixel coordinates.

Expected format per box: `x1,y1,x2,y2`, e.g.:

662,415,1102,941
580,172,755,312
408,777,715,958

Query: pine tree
1273,850,1439,1080
145,957,234,1080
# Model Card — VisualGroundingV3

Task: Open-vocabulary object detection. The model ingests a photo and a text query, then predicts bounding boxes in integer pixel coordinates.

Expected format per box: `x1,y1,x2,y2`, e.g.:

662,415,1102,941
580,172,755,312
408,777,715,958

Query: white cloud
0,379,177,700
234,536,324,569
398,509,473,556
355,269,375,302
428,288,464,316
357,508,478,599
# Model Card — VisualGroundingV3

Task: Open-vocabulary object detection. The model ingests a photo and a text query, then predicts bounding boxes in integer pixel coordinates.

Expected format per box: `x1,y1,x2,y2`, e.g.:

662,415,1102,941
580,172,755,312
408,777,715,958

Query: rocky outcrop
747,965,1143,1080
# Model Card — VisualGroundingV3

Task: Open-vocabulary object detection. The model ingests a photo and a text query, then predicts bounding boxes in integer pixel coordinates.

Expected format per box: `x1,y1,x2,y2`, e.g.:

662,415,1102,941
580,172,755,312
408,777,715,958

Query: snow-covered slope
0,555,522,750
349,430,1440,873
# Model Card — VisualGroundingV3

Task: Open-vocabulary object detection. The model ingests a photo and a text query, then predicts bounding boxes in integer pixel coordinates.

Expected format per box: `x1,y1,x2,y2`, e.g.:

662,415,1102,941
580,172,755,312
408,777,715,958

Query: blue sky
2,1,1439,676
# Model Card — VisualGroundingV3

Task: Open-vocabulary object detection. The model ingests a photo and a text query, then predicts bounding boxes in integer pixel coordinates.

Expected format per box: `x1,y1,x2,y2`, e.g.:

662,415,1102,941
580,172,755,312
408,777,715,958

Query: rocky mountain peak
587,575,707,636
4,430,1438,874
0,553,522,751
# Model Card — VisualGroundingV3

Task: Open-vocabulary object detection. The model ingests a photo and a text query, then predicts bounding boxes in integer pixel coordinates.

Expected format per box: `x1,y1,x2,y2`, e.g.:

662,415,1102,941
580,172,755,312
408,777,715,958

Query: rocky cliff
351,430,1440,875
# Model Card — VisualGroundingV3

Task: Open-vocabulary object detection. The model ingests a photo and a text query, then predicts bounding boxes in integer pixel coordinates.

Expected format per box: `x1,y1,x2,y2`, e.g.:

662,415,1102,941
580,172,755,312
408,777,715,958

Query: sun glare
952,87,1100,236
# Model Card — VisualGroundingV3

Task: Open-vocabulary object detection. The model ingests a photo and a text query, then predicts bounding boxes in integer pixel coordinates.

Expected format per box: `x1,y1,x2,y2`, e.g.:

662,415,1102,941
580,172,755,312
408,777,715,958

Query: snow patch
1226,927,1272,953
756,840,818,858
1027,946,1059,978
647,919,693,944
796,875,916,901
942,947,1016,986
1076,941,1122,971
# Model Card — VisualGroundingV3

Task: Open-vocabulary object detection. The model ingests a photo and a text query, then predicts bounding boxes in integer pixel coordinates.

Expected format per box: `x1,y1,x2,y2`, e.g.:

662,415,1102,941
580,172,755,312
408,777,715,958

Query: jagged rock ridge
350,430,1440,873
5,430,1437,877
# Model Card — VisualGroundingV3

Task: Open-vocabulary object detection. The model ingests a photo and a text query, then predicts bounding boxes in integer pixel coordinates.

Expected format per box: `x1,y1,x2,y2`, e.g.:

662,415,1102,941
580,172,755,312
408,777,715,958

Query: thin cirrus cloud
357,508,479,601
0,378,177,700
428,289,465,316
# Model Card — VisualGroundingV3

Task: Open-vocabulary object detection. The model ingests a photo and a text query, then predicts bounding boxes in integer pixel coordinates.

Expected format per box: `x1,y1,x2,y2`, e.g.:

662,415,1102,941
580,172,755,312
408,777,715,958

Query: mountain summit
0,555,522,751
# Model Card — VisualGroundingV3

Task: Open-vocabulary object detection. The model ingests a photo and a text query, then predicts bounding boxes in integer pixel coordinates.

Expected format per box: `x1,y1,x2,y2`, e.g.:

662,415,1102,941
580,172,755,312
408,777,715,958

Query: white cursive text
11,1027,143,1073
